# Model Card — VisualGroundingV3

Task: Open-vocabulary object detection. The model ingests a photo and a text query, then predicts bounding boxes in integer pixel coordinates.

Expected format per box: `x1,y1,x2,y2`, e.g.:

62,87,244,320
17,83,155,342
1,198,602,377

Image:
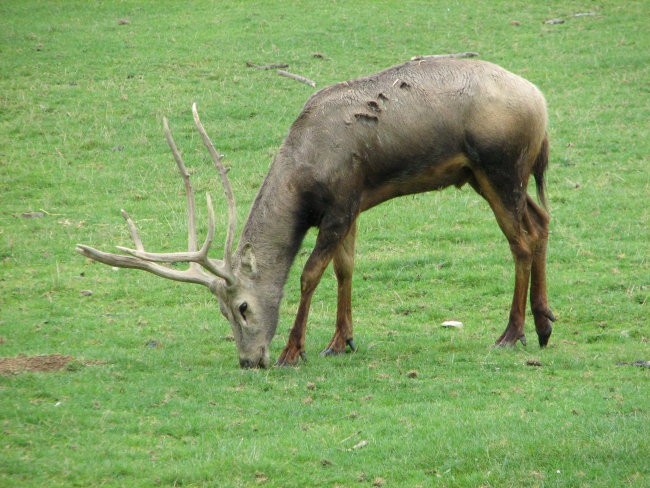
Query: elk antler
191,102,237,273
76,103,238,290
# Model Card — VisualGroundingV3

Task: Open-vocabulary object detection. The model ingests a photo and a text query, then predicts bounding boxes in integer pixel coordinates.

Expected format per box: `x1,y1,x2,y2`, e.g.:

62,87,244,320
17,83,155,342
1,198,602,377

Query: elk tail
532,135,550,210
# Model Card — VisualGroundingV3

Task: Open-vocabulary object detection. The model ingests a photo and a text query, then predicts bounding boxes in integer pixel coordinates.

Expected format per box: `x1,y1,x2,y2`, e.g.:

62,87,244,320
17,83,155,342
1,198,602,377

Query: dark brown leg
276,217,354,366
496,229,533,346
322,221,358,355
526,196,555,346
470,170,535,346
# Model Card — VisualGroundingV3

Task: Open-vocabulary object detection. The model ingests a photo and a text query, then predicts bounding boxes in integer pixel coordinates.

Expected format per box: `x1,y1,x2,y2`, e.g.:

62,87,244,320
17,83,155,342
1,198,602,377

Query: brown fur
228,58,555,367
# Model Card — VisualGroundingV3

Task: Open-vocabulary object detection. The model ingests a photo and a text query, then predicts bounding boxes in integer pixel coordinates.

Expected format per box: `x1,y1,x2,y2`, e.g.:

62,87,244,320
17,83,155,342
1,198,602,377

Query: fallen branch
277,69,316,87
617,360,650,368
246,61,289,70
411,52,479,61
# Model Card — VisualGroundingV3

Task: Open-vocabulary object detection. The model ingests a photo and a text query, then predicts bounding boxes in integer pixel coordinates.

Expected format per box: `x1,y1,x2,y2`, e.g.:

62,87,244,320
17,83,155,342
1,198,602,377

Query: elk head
76,104,271,368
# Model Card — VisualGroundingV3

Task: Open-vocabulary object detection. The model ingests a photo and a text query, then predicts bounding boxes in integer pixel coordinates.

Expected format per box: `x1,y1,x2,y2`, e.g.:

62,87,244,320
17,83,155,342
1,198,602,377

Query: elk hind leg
469,171,533,346
527,195,555,346
322,221,358,356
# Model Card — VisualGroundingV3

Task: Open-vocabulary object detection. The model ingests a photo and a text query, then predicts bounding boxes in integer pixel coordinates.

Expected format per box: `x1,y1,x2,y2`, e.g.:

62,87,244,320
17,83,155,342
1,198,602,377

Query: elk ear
239,243,258,278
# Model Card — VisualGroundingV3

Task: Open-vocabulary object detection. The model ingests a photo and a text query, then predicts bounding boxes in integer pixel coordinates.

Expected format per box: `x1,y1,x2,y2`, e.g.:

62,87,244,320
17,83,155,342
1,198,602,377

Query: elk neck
235,150,313,297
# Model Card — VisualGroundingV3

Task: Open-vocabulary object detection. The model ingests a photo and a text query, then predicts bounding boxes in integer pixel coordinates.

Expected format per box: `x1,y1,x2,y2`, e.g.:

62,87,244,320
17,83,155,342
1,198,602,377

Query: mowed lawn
0,1,648,487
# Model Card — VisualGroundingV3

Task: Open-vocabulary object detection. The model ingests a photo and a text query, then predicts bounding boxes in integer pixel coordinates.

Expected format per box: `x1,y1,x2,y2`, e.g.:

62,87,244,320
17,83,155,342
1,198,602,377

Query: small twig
339,431,362,444
411,52,479,61
277,69,316,87
246,61,289,70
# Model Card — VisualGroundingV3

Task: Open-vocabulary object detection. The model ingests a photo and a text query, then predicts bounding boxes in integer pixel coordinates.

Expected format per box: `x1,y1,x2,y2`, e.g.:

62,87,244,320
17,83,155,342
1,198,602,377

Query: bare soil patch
0,354,74,375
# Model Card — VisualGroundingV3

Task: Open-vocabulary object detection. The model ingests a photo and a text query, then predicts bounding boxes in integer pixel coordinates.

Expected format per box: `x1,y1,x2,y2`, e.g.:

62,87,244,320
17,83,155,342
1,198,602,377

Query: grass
1,1,648,486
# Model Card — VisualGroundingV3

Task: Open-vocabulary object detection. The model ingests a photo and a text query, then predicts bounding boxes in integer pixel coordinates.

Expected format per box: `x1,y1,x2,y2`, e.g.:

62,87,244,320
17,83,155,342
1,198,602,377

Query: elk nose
239,358,255,369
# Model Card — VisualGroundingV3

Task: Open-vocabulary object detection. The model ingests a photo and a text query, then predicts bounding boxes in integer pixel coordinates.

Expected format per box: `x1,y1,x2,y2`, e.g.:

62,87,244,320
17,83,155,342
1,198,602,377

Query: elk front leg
322,221,357,356
275,253,327,366
276,218,353,366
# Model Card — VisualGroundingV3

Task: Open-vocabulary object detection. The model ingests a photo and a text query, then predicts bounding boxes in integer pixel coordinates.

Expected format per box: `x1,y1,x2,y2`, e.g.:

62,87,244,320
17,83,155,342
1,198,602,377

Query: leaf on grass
442,320,463,328
351,440,368,450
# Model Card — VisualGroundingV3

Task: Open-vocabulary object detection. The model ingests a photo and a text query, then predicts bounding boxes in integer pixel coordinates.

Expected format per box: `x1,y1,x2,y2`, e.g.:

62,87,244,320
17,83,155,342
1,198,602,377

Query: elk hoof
275,346,306,367
534,308,555,347
321,338,358,356
536,315,554,347
320,347,343,357
275,356,304,367
495,330,526,347
538,329,552,348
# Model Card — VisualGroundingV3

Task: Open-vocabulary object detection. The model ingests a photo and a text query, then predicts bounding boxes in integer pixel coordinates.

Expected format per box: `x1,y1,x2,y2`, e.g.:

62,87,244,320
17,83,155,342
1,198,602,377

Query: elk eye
238,302,248,318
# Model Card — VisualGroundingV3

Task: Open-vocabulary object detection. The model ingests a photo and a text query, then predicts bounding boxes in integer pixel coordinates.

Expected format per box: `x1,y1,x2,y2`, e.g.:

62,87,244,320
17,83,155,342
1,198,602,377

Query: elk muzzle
238,348,270,369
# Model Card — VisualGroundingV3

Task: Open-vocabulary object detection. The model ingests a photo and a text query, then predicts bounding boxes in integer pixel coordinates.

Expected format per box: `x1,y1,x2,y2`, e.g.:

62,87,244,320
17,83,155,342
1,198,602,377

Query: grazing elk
77,58,555,369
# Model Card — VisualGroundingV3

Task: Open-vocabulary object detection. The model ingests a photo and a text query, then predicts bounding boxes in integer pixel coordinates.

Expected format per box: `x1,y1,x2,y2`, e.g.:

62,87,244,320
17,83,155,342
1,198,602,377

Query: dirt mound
0,354,73,375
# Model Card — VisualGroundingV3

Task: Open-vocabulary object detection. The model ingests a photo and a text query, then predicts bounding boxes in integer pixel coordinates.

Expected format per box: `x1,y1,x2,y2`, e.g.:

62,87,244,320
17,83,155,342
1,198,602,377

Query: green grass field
1,1,648,486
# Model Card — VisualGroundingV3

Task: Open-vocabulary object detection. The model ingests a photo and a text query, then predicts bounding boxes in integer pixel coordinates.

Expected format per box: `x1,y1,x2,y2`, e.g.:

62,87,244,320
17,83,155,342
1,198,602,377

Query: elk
77,58,555,369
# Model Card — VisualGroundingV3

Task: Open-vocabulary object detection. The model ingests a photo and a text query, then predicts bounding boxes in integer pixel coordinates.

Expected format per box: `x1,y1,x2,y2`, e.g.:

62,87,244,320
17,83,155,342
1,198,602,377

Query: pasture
1,1,648,486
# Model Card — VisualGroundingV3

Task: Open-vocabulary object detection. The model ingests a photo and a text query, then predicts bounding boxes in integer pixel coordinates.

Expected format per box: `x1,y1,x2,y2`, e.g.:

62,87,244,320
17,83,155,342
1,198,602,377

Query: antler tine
192,102,237,272
75,243,215,287
121,209,144,250
76,107,239,289
163,116,198,256
77,197,230,289
116,194,236,285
